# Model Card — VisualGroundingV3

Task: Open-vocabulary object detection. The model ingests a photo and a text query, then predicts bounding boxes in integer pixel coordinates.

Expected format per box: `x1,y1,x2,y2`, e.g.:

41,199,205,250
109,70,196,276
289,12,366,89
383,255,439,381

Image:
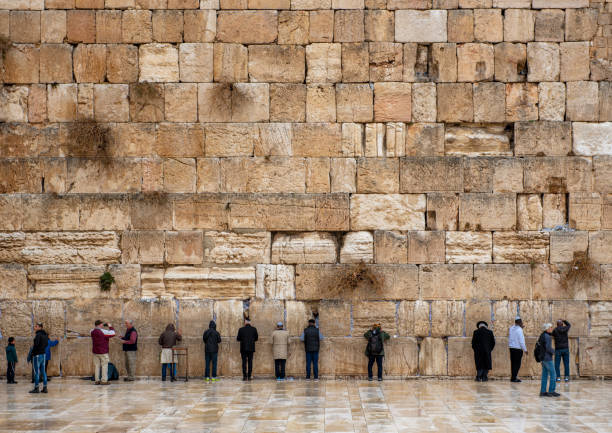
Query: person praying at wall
472,321,495,382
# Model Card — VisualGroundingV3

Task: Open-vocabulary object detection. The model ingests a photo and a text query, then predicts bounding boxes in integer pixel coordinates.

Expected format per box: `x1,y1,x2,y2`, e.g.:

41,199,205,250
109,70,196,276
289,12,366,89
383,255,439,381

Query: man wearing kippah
508,316,527,383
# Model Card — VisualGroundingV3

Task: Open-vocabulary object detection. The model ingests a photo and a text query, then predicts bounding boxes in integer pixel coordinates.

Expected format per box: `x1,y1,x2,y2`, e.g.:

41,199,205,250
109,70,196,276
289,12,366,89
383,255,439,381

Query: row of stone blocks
0,192,610,231
1,335,610,378
3,80,611,125
2,296,610,338
0,7,599,45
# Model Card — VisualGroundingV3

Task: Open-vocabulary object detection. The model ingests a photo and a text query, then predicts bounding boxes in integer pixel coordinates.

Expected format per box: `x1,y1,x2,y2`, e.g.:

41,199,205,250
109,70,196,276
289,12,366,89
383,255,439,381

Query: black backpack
367,333,383,355
534,333,546,363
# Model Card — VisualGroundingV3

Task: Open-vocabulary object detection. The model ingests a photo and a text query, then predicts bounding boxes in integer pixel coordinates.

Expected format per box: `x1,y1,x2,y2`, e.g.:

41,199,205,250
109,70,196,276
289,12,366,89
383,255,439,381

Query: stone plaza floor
0,378,610,433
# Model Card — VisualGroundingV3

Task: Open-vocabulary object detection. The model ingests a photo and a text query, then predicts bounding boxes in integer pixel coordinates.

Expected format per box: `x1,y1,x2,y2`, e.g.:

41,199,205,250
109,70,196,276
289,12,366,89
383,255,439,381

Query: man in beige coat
272,322,289,381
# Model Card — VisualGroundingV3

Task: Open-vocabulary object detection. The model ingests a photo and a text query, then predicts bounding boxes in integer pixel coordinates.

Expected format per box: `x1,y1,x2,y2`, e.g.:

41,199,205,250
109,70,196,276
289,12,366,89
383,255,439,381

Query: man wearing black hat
237,318,258,381
472,321,495,382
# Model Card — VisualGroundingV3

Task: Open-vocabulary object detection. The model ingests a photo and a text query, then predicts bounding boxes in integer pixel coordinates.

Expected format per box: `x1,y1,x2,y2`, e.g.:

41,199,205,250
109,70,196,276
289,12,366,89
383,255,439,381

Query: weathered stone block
278,11,308,45
559,42,589,82
22,195,80,231
248,45,305,83
212,43,248,83
340,231,373,264
356,158,398,194
217,11,277,44
42,10,66,43
565,8,598,42
152,10,183,43
179,43,213,83
473,264,531,300
504,9,534,42
446,231,492,264
523,157,592,193
493,232,549,264
516,194,543,231
336,84,373,123
408,231,444,264
0,264,27,299
122,10,152,44
426,193,459,231
0,301,32,337
353,301,397,336
506,83,538,122
183,10,215,43
365,10,394,42
124,299,176,337
549,231,588,264
373,83,411,122
457,43,494,82
445,124,511,156
309,10,334,43
67,10,95,43
400,157,462,193
579,337,612,376
569,193,601,231
494,42,526,82
374,231,407,264
437,83,472,122
306,84,336,122
164,231,203,265
573,123,612,157
590,303,612,337
551,300,588,337
474,9,502,43
214,300,244,337
40,44,73,83
139,44,179,83
256,264,295,300
514,121,571,157
420,264,473,300
538,82,565,121
567,81,599,122
535,9,564,42
164,266,255,299
459,193,516,231
350,194,425,231
204,231,270,264
296,264,418,301
269,84,306,123
527,42,559,82
589,231,612,265
107,45,139,83
28,265,107,299
334,10,364,43
419,337,446,376
543,194,566,228
395,10,447,43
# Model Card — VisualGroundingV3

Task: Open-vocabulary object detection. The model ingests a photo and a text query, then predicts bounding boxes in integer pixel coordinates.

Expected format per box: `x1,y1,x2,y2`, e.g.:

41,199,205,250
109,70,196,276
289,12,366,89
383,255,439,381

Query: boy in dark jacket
300,318,324,381
552,319,571,382
202,321,221,382
364,324,390,381
30,323,49,394
236,319,258,381
5,337,17,384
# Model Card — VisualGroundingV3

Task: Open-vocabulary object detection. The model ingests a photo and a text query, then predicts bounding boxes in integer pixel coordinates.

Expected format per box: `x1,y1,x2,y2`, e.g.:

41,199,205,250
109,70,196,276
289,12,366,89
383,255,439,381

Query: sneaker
378,378,383,382
548,392,561,397
29,388,39,394
314,379,319,382
564,377,569,382
276,378,281,382
368,377,373,382
212,378,219,382
539,392,548,397
556,377,561,382
205,377,211,382
41,387,48,394
242,377,248,381
511,379,522,383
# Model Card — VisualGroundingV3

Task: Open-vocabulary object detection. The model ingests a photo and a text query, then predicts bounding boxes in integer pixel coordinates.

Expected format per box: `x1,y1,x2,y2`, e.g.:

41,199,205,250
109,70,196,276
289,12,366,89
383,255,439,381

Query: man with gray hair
538,323,560,397
118,319,138,382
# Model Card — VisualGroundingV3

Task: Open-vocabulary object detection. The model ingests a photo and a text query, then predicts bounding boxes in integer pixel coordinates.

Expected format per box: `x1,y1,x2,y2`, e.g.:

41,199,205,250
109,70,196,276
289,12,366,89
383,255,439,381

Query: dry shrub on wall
562,251,598,297
66,120,111,158
0,36,12,61
329,262,385,299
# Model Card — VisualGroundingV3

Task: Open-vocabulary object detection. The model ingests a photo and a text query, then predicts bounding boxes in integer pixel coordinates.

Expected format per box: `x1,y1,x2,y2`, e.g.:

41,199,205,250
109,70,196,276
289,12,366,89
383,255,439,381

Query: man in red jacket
91,320,115,385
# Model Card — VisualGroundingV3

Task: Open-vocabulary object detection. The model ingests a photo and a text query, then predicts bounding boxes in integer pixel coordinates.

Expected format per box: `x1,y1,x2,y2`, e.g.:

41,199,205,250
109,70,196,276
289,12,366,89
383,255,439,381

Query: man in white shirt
508,316,527,383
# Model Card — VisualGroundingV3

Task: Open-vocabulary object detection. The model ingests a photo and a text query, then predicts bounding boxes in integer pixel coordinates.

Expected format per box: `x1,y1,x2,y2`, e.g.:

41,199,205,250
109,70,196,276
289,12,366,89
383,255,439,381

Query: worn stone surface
446,232,492,264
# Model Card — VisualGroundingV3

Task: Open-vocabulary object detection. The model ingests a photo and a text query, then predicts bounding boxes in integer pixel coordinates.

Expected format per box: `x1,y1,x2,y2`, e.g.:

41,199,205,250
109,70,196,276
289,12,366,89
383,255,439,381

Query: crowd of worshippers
5,315,572,397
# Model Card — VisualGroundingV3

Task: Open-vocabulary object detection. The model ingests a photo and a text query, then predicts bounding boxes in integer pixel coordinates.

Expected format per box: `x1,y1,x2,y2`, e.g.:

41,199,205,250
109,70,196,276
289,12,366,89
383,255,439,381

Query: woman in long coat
472,321,495,382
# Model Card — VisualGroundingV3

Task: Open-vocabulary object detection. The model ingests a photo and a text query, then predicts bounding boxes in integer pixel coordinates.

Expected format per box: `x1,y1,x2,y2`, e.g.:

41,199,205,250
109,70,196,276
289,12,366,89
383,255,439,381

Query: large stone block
122,10,152,44
22,195,80,231
395,10,447,43
248,299,284,337
184,10,216,43
295,264,418,301
123,299,177,338
336,84,373,123
465,300,491,331
445,231,492,264
106,45,139,83
579,338,612,376
353,301,397,336
248,45,305,83
0,86,28,123
523,157,592,193
565,8,598,42
309,10,334,43
400,157,462,193
20,231,120,265
418,337,446,376
374,231,407,264
350,194,426,231
445,125,511,157
494,42,526,83
3,45,39,85
165,231,203,265
538,82,565,122
459,193,516,231
65,299,123,336
269,84,306,123
504,8,534,42
0,264,27,299
590,302,612,337
177,299,214,338
550,300,588,337
214,299,244,337
567,82,599,122
518,300,551,336
514,121,571,157
204,231,270,265
217,11,277,44
408,231,444,264
39,44,73,83
560,42,590,82
493,232,549,264
306,84,336,122
589,231,612,265
163,266,256,299
426,193,458,231
573,123,612,157
28,264,108,299
121,231,164,265
0,301,32,338
278,11,308,45
430,300,463,337
526,42,559,82
383,337,419,377
437,83,472,122
569,193,601,231
340,231,373,264
138,44,179,83
457,43,494,82
256,264,295,300
549,231,588,263
334,10,364,43
373,82,411,122
357,158,398,193
271,232,337,264
505,83,538,121
292,123,343,157
473,264,531,300
419,264,473,300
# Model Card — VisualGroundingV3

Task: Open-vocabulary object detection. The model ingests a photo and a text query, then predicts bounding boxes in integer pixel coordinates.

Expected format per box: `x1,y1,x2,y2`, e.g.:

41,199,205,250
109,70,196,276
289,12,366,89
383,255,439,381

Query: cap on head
515,316,522,325
542,322,553,331
276,321,283,328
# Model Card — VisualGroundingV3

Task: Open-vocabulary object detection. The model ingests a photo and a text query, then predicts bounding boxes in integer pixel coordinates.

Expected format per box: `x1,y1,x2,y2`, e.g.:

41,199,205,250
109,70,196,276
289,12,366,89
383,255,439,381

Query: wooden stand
172,347,189,382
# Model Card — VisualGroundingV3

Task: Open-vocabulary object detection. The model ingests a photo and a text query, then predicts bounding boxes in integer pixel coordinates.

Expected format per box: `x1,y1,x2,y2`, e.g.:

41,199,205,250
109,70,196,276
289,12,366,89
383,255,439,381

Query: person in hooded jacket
300,318,324,381
471,321,495,382
29,323,49,394
272,322,289,381
158,324,182,382
364,324,390,382
552,319,571,382
202,321,221,382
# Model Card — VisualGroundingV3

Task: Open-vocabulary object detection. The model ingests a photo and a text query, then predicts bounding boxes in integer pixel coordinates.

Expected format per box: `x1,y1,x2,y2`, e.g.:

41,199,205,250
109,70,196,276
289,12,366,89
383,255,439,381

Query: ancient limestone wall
0,0,611,378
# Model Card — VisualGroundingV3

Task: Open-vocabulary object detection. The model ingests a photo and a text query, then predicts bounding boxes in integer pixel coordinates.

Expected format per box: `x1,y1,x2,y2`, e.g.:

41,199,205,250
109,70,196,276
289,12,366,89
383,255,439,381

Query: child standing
6,337,18,384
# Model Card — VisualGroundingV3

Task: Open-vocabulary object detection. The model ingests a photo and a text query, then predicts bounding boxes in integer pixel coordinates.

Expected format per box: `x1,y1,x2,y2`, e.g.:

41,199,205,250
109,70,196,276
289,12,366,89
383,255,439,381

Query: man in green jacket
6,337,18,384
364,324,390,382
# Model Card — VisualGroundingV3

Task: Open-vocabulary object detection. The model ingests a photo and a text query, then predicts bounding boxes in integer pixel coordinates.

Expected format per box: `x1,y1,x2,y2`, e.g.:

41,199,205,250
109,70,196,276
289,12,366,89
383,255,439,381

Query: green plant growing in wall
99,271,115,292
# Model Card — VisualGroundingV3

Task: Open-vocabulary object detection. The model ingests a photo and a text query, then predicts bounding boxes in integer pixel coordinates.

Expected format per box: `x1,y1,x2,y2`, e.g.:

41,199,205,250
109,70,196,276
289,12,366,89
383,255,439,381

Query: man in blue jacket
540,323,560,397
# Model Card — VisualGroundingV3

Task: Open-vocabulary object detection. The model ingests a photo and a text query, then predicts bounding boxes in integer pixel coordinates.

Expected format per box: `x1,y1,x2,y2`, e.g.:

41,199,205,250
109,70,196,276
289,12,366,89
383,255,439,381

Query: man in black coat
236,318,258,381
472,321,495,382
203,320,221,382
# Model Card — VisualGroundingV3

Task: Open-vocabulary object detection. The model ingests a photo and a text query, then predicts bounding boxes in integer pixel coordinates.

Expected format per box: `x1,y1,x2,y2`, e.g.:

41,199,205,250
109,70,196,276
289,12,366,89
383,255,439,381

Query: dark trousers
205,352,218,378
476,369,489,380
7,362,16,383
305,351,319,379
554,348,570,378
161,363,176,380
510,348,523,380
368,355,383,379
241,351,253,379
274,359,286,379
